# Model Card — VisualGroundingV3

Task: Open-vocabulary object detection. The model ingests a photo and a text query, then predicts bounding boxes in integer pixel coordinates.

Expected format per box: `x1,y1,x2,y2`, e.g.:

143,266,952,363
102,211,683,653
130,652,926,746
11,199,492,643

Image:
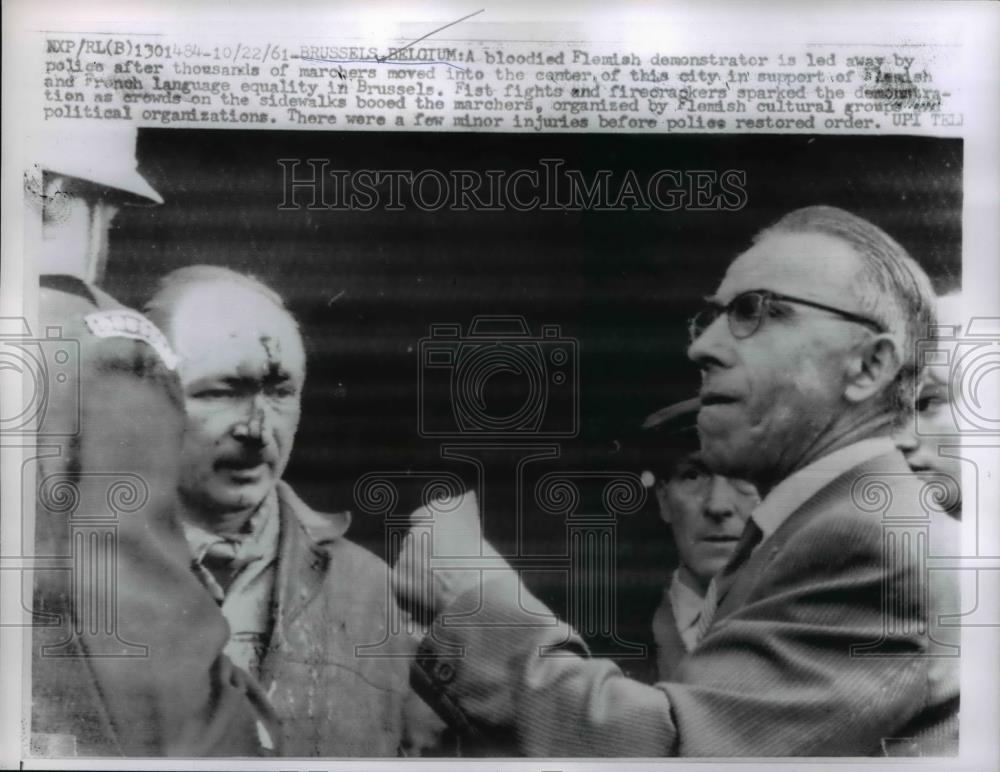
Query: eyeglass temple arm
770,293,885,332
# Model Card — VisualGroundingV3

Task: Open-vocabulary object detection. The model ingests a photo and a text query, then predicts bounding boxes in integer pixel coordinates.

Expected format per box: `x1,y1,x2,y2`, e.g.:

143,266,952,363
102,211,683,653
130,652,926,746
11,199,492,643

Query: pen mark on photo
299,9,483,73
377,8,484,62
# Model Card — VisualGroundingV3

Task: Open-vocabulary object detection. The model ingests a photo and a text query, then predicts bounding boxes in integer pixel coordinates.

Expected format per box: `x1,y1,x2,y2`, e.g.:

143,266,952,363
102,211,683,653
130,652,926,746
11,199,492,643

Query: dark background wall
105,130,961,635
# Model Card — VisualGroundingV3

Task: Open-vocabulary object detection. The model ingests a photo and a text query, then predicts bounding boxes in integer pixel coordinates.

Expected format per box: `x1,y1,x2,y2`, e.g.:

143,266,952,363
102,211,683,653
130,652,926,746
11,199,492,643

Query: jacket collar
276,481,351,543
752,437,896,540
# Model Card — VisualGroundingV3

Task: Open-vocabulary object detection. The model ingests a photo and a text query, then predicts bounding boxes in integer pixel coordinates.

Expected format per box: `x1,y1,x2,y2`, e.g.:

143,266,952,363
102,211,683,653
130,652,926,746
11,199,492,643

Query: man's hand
391,489,514,619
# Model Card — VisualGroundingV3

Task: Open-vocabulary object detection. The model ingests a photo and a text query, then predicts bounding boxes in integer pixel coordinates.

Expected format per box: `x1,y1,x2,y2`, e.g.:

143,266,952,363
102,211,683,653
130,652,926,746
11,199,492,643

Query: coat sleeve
413,502,956,757
414,572,680,756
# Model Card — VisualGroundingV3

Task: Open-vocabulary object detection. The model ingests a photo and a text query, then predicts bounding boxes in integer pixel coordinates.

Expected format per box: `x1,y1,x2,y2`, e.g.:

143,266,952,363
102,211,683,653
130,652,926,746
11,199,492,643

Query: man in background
626,398,758,681
144,265,445,756
895,290,964,516
30,127,274,756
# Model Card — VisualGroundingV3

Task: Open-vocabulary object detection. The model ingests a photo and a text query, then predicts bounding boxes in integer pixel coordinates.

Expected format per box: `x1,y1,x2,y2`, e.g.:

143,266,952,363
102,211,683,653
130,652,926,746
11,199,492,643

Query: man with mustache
395,206,960,756
144,266,444,756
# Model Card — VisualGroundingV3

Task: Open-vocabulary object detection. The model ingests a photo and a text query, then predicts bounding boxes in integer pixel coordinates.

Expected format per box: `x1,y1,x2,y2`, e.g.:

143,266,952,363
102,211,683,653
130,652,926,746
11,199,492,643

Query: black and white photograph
2,2,998,770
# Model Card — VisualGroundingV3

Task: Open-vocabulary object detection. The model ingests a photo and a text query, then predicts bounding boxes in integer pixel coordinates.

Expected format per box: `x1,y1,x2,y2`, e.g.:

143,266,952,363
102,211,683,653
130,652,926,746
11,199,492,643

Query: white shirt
664,569,706,653
652,569,706,679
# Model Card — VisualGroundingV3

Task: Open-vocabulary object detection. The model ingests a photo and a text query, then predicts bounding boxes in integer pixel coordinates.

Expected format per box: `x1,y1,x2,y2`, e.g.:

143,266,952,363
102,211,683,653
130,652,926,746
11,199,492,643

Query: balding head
145,265,290,333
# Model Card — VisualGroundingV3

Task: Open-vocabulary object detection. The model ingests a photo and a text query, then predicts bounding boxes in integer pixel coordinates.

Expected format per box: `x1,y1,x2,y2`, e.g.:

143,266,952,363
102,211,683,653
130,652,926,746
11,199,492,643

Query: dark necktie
693,518,763,643
199,539,241,601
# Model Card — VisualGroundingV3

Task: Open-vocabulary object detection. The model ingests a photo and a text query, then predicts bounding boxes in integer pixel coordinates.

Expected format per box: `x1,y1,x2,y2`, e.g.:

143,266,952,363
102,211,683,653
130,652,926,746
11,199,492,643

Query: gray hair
756,205,937,425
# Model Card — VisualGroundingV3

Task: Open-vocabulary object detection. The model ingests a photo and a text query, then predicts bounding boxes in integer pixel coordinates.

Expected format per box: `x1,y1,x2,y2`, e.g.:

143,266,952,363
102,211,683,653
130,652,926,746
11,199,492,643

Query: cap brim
33,126,163,205
641,397,702,434
66,167,163,206
116,172,164,206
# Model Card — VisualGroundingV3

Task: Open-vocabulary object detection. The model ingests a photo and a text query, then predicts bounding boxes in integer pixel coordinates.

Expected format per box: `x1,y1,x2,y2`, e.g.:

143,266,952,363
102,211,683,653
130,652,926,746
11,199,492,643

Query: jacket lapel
714,450,911,621
713,519,763,604
274,509,327,633
271,483,351,636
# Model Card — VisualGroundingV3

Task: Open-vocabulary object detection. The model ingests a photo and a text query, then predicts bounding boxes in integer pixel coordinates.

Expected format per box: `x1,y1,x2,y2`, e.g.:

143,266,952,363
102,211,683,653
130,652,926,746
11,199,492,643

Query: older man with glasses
393,206,960,758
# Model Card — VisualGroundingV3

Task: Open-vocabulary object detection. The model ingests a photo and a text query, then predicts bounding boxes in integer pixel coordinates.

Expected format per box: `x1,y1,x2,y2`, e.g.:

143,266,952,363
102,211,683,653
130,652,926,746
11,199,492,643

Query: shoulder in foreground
789,460,961,563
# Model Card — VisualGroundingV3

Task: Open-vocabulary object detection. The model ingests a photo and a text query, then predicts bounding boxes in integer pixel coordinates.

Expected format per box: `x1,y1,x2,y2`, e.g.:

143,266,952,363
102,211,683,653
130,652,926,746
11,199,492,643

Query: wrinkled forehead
718,230,864,304
169,282,305,382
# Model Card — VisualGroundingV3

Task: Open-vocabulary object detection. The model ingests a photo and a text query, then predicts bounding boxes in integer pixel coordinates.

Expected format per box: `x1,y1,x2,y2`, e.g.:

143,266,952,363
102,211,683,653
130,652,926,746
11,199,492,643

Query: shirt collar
667,567,706,632
183,490,280,563
752,436,896,540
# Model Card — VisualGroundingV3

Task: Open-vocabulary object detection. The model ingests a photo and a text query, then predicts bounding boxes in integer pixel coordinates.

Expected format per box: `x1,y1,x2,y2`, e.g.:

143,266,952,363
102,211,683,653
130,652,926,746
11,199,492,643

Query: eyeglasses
688,290,886,342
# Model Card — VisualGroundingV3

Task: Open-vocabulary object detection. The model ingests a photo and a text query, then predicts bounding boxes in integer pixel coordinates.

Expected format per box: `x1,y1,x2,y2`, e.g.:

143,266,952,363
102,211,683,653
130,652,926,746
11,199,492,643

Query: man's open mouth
700,393,739,407
218,458,268,480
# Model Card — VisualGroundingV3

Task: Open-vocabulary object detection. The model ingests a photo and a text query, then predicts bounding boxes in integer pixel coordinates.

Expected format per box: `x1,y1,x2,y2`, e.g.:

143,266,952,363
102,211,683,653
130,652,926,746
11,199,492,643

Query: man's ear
653,481,673,526
844,333,903,404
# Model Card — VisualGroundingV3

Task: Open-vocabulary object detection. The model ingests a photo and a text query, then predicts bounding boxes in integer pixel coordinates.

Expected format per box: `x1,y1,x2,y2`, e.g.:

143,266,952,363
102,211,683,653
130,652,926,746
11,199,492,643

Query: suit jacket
415,449,960,757
32,276,269,756
259,482,443,756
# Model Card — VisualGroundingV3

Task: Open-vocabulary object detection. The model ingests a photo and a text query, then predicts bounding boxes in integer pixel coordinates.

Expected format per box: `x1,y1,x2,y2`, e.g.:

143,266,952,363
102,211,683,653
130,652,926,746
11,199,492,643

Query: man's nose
687,313,729,369
703,475,736,521
232,396,268,443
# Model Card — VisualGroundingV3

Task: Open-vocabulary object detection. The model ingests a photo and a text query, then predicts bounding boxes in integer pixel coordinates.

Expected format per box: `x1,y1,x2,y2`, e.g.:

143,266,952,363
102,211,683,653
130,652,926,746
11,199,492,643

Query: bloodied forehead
167,281,306,386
